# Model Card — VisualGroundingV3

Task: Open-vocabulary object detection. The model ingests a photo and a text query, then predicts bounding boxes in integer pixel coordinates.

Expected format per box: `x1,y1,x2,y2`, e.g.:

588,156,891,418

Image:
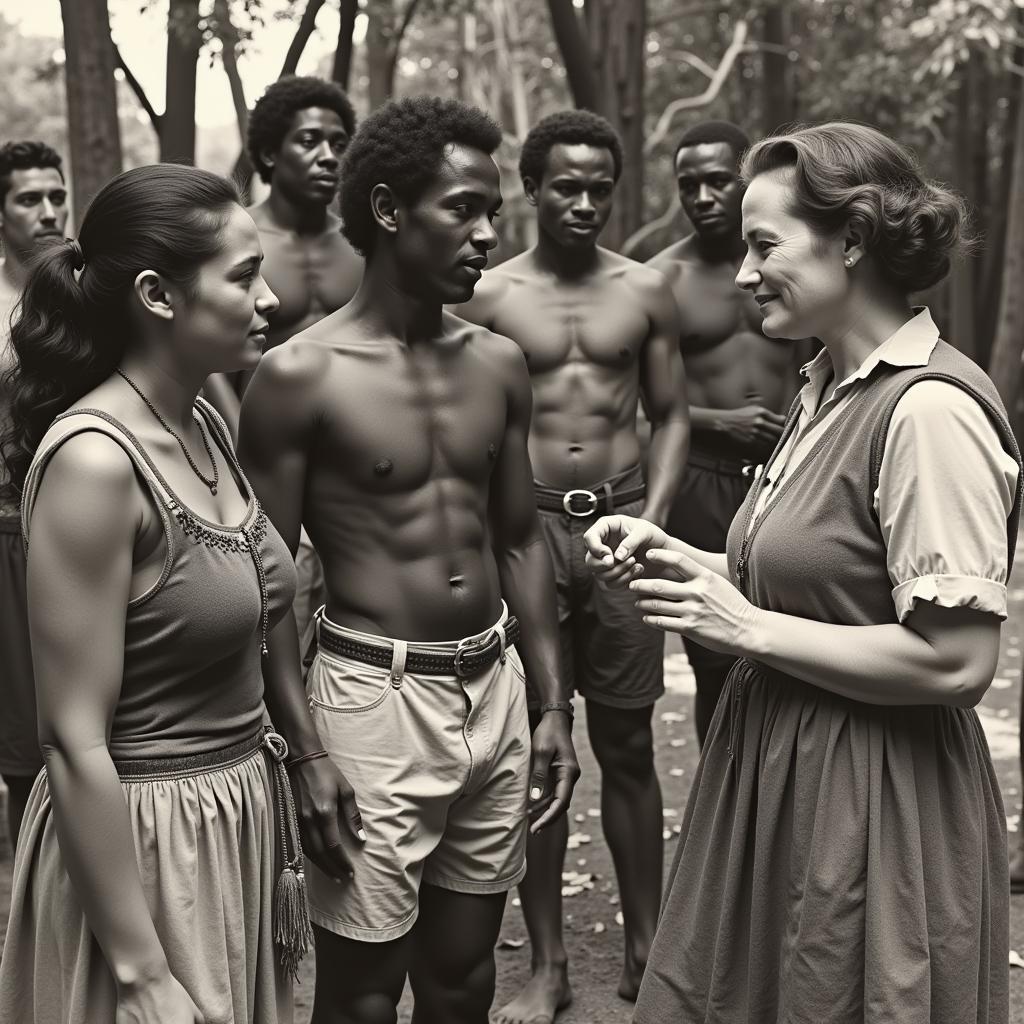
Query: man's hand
289,756,366,881
527,712,580,834
718,405,787,448
583,515,670,589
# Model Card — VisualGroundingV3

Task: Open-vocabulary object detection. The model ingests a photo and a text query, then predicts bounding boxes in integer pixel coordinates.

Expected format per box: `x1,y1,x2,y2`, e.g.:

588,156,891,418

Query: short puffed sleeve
875,380,1019,622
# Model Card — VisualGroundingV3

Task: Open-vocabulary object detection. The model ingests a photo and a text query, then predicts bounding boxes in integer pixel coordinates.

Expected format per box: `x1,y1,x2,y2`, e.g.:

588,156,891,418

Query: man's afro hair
339,96,501,258
518,110,622,186
674,120,751,166
0,140,64,205
247,75,356,184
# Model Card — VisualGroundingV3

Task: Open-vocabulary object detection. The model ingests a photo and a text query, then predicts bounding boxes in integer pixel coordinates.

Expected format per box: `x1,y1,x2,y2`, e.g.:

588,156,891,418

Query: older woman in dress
586,122,1020,1023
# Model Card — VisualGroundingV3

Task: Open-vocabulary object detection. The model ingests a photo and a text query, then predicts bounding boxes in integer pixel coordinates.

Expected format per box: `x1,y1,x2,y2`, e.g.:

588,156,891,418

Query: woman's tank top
21,398,297,759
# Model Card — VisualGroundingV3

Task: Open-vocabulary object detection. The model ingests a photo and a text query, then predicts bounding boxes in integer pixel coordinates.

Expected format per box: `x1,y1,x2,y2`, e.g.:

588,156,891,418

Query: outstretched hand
582,515,669,589
628,548,762,656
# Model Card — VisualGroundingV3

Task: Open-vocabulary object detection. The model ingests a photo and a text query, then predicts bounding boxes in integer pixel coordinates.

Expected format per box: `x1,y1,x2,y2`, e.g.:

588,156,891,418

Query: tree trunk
545,0,598,110
949,59,977,359
761,2,793,135
366,2,398,110
214,0,248,148
587,0,646,251
332,0,359,90
161,0,201,164
986,69,1024,412
59,0,122,218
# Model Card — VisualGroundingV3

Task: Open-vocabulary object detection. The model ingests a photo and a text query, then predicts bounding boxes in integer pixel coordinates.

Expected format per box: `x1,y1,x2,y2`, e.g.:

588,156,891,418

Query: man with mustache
648,120,806,747
455,110,689,1022
0,139,69,847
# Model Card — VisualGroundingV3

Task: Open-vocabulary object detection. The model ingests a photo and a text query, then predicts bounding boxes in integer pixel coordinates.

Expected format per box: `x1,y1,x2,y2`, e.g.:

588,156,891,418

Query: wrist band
284,749,329,770
539,701,574,720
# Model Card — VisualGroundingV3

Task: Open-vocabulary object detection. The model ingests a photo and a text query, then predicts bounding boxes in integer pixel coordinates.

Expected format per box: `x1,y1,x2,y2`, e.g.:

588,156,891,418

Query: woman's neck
115,355,203,434
818,289,915,384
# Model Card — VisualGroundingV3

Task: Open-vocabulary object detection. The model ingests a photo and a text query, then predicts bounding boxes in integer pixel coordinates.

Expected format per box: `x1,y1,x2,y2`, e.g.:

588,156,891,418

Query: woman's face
735,167,848,341
176,204,279,372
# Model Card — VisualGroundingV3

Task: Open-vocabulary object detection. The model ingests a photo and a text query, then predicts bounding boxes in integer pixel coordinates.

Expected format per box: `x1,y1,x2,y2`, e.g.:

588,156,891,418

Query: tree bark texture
986,65,1024,415
761,2,794,135
59,0,122,219
332,0,359,90
545,0,598,111
161,0,201,163
949,58,977,360
587,0,646,250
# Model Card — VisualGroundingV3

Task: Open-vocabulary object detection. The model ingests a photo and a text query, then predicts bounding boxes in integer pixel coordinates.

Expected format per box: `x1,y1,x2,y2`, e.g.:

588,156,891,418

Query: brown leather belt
318,616,521,678
534,482,646,517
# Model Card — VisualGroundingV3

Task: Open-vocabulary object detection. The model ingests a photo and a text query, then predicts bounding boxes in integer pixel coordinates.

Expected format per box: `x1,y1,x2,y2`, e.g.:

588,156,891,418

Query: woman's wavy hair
740,122,968,293
1,164,240,495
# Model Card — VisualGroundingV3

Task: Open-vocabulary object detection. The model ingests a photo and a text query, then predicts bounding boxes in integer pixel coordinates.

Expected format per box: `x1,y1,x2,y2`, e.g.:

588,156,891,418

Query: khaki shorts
305,606,530,942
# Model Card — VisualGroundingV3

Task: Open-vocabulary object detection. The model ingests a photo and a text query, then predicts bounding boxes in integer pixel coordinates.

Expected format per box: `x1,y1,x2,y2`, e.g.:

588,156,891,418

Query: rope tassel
264,731,313,979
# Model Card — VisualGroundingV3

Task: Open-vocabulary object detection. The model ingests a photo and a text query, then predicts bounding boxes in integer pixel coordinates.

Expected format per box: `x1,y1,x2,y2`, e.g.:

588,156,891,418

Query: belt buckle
453,635,488,678
562,488,599,518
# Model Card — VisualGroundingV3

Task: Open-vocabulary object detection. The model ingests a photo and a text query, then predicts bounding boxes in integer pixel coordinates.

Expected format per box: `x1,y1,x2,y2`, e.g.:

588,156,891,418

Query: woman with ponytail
0,164,305,1024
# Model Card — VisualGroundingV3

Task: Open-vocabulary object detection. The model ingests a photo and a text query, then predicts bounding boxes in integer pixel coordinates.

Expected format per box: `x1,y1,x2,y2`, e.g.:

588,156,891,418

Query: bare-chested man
648,120,805,747
208,75,365,640
456,111,689,1022
238,97,579,1024
0,140,68,846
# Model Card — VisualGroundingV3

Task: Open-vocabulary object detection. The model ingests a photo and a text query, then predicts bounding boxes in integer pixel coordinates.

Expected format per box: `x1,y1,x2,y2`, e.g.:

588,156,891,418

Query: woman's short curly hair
339,96,501,258
247,76,356,184
518,110,622,186
741,122,967,293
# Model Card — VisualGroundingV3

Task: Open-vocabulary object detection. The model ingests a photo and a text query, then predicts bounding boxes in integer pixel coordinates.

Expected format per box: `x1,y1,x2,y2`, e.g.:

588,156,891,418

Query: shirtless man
238,96,579,1024
0,140,68,846
455,110,689,1021
208,75,364,639
648,120,804,747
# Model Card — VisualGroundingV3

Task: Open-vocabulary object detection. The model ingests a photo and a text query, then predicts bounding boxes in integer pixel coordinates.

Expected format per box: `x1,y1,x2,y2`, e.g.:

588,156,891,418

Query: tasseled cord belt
114,727,313,979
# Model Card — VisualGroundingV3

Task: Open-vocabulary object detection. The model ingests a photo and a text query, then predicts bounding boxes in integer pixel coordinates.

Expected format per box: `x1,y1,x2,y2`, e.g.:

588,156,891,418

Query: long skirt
634,658,1009,1024
0,737,293,1024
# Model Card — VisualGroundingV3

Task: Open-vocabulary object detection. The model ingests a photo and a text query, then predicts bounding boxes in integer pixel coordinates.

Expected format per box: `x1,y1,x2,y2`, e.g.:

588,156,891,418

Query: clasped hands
582,514,761,656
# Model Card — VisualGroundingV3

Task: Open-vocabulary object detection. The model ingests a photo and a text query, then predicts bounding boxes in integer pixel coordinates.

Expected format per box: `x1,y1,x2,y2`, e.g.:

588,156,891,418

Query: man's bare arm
487,336,579,830
638,274,690,526
238,346,365,878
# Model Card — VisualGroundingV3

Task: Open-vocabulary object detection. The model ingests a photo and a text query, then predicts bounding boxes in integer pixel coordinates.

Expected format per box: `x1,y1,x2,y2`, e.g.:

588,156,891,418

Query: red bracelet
284,749,329,770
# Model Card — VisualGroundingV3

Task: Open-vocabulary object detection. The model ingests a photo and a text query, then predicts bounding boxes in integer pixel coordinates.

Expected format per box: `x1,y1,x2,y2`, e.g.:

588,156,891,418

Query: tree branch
279,0,327,78
112,42,161,133
213,0,248,146
332,0,359,88
395,0,424,48
644,19,748,155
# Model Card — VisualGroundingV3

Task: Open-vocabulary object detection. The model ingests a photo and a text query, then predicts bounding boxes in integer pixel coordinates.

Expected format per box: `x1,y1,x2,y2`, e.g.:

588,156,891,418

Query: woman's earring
844,258,854,267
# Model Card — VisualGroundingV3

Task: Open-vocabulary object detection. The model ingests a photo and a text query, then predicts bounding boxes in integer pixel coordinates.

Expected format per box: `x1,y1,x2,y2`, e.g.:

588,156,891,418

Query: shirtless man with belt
239,96,578,1024
456,110,689,1022
648,120,806,746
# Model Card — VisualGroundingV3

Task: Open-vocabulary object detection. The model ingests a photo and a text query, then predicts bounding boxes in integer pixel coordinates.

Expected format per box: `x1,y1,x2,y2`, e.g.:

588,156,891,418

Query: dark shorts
666,448,753,676
536,466,664,710
0,517,40,777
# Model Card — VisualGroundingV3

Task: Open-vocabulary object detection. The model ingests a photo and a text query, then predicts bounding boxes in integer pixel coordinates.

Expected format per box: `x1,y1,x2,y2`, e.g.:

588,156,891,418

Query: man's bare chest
492,288,649,374
262,238,356,323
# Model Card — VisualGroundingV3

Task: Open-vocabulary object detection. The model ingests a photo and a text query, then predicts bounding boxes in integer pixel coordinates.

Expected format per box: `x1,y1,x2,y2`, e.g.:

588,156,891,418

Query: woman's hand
116,970,204,1023
583,515,670,588
629,548,763,655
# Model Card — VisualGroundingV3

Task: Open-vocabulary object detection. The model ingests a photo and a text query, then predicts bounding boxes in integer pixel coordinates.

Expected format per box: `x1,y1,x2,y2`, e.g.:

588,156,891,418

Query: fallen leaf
660,711,685,723
615,911,624,926
669,767,685,777
594,922,606,934
497,937,525,950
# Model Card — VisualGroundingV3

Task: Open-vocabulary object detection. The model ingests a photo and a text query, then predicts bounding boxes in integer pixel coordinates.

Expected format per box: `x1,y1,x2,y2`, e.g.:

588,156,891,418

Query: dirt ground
3,630,1024,1024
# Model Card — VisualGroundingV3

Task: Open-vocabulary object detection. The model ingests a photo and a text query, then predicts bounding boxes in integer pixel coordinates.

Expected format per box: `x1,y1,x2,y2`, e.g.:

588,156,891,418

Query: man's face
392,143,501,305
527,143,616,248
675,141,743,241
265,107,349,206
0,167,68,257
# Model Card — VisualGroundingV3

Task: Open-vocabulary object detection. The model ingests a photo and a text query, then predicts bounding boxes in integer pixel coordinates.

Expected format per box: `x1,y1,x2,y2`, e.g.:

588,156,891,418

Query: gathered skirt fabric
0,748,293,1024
634,658,1009,1024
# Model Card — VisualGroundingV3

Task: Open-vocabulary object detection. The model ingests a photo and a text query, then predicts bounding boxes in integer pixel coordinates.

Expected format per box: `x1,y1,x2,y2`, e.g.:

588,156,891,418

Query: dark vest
725,340,1023,626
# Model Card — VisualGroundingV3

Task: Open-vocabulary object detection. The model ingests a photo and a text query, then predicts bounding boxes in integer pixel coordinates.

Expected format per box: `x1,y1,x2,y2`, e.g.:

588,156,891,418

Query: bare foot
492,963,572,1024
617,954,647,1002
1011,843,1024,894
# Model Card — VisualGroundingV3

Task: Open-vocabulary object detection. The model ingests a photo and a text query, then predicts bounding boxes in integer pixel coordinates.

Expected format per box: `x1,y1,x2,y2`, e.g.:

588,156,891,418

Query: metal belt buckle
454,635,487,678
562,488,599,517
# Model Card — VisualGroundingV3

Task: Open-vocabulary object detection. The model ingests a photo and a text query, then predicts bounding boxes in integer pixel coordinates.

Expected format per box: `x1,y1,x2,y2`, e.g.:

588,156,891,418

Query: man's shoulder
446,312,528,372
602,248,676,302
645,236,699,273
476,253,537,298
